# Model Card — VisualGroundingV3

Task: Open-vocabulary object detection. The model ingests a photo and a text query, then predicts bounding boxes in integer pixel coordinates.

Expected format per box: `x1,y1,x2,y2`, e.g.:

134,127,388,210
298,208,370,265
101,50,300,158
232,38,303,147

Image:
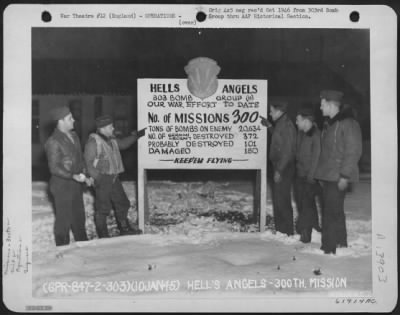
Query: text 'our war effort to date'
144,82,264,157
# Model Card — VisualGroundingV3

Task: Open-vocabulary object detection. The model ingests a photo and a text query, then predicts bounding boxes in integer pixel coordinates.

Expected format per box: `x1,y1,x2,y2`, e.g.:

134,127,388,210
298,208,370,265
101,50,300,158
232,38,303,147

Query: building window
113,100,129,137
32,99,40,143
94,96,102,118
114,119,129,137
69,99,82,136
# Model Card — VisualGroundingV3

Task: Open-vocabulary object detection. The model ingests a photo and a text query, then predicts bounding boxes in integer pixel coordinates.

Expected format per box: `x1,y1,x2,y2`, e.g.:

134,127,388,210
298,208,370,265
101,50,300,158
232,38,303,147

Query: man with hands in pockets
294,107,322,243
315,90,362,254
45,106,91,246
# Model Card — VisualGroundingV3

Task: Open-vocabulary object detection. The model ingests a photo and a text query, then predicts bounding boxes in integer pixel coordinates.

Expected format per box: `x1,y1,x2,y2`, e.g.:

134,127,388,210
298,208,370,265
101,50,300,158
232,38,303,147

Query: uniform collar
96,131,115,142
55,127,75,140
328,106,354,125
305,124,316,137
274,112,287,125
328,112,341,125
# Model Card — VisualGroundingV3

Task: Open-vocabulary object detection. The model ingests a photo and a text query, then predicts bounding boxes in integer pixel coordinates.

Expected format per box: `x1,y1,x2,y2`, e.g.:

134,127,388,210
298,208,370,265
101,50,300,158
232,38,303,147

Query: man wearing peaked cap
51,105,71,121
84,115,146,238
95,115,114,129
315,90,362,255
296,107,315,121
320,90,344,103
44,106,91,246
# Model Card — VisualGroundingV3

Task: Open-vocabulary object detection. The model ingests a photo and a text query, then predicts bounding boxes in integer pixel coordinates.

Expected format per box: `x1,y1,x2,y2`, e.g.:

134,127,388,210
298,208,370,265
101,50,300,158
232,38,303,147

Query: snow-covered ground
32,179,372,298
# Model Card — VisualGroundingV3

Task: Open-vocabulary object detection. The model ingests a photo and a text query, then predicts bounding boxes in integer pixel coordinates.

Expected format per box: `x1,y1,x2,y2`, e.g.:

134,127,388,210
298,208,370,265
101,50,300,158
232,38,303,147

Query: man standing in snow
294,108,322,243
84,115,145,238
44,106,90,246
315,90,362,254
261,101,297,236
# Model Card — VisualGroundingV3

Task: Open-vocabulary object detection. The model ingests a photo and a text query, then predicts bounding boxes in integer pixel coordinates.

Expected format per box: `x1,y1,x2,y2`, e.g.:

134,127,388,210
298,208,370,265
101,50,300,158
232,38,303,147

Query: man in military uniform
84,115,145,238
294,107,322,243
261,101,297,236
44,106,90,246
315,90,362,254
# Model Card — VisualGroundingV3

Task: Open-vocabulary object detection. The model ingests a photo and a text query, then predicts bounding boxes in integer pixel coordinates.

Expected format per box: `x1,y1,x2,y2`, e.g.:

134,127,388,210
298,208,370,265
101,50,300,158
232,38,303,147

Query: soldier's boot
55,234,70,246
300,228,312,243
95,213,110,238
313,224,322,232
336,233,348,248
117,219,142,236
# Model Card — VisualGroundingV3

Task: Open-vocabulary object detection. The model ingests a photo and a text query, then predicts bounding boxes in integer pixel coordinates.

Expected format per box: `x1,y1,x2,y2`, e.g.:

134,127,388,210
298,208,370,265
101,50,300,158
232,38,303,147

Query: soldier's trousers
49,176,88,246
94,174,130,221
320,181,347,253
272,163,295,236
294,177,321,233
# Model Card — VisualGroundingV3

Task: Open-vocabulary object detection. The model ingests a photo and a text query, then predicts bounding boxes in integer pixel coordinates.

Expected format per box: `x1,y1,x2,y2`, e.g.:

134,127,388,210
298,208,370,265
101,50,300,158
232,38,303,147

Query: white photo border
3,4,398,312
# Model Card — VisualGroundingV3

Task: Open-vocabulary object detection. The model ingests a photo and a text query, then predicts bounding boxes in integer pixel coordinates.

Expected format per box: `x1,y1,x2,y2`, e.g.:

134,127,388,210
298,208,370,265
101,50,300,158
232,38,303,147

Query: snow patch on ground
32,180,372,298
33,181,264,253
32,181,371,257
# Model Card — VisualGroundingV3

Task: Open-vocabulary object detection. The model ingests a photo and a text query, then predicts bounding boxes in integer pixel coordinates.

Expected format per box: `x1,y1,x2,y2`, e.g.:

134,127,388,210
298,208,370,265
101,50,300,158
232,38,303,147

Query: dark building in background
32,28,370,180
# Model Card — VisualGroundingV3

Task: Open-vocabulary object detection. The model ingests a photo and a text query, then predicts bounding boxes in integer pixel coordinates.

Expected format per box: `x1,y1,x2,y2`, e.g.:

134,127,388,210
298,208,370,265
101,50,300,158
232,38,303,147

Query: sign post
137,78,268,232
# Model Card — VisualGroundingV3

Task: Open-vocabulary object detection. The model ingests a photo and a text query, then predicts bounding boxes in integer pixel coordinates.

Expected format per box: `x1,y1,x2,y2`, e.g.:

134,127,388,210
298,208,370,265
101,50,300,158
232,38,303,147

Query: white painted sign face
138,79,268,169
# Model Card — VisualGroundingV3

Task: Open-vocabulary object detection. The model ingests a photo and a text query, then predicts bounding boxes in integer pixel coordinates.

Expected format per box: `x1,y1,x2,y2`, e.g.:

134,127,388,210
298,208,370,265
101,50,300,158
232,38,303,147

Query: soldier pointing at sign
261,101,297,236
84,115,146,238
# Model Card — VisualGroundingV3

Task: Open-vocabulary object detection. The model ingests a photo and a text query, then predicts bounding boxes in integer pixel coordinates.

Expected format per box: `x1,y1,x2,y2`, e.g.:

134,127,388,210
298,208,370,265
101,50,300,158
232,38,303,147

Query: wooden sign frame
137,78,268,232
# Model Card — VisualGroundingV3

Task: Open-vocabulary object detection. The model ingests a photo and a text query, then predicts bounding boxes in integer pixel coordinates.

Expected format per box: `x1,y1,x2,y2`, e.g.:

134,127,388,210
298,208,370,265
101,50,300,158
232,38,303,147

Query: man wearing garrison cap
315,90,362,254
84,115,146,238
44,106,90,246
294,107,322,243
261,101,297,236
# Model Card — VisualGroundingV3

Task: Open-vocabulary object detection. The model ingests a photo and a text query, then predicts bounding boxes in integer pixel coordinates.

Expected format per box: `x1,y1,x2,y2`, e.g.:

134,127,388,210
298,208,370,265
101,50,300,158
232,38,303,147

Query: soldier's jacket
315,109,362,182
269,113,297,173
296,125,321,179
44,128,86,179
84,132,138,180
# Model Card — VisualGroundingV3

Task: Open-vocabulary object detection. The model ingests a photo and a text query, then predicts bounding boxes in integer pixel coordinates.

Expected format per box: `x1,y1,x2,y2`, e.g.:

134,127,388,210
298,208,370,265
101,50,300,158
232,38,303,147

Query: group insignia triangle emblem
184,57,221,100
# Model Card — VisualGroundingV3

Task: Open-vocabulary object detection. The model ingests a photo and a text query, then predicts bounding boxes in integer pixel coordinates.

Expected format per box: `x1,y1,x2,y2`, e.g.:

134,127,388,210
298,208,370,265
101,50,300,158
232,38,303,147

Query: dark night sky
32,28,370,100
31,28,371,180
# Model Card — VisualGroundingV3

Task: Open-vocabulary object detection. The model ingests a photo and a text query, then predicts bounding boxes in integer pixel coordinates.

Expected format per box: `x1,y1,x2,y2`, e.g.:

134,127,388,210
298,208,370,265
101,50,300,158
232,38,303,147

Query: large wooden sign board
137,79,268,232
